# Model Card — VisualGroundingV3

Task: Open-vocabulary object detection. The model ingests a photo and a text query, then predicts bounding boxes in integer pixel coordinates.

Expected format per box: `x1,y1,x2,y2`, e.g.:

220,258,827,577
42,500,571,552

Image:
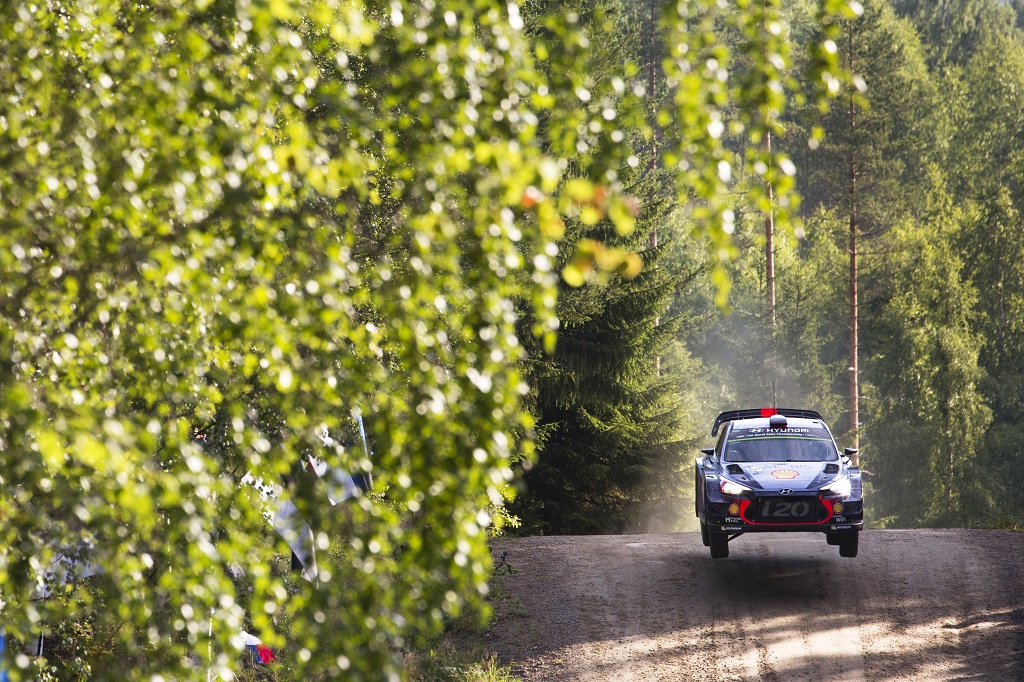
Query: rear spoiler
711,408,825,436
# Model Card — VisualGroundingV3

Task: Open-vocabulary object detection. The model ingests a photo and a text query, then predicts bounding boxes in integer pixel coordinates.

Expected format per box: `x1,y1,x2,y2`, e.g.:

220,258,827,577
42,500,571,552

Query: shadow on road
480,530,1024,681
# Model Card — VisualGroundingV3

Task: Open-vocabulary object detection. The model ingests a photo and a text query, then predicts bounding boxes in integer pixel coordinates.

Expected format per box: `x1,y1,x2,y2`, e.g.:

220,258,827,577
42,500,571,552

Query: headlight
819,475,851,497
720,479,752,496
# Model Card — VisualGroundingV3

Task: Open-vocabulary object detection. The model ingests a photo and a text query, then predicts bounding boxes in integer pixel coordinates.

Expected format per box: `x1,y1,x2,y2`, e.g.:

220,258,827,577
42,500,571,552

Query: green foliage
514,150,700,535
889,0,1019,67
675,206,846,425
0,0,853,679
508,0,855,536
862,172,991,526
0,1,552,679
791,0,941,236
949,33,1024,525
658,0,858,305
675,0,1024,530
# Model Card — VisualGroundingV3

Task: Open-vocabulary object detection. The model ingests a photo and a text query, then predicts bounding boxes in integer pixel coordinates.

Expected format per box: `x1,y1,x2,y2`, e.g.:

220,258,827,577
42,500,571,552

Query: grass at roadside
404,639,519,682
405,557,524,682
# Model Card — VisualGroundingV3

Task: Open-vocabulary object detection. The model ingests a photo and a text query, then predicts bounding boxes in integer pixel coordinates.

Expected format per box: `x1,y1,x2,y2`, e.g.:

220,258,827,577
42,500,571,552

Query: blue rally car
695,408,863,558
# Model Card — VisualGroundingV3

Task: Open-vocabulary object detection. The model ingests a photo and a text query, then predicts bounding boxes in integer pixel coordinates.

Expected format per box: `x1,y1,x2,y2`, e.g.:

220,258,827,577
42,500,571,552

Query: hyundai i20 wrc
695,408,863,558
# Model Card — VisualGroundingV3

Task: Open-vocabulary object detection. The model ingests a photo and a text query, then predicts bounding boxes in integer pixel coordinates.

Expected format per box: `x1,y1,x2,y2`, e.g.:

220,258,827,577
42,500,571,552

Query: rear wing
711,408,825,436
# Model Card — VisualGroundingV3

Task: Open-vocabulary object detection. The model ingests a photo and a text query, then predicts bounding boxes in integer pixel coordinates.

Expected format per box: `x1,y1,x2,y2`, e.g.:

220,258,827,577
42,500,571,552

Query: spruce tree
513,162,698,534
949,34,1024,524
863,171,991,526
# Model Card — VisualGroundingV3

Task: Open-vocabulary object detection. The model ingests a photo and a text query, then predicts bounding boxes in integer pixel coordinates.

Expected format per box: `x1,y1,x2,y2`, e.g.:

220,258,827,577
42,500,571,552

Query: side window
715,427,728,458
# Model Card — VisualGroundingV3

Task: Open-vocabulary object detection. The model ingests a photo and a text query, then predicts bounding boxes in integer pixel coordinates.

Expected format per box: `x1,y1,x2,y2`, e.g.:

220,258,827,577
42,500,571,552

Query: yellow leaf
562,264,585,287
563,178,594,202
538,204,564,238
609,197,636,235
621,253,643,279
543,331,557,355
579,205,602,225
75,435,110,472
37,430,65,470
270,0,299,22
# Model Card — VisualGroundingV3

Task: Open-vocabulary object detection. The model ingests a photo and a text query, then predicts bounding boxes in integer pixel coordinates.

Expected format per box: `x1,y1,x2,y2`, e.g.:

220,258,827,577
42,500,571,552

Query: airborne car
695,409,863,558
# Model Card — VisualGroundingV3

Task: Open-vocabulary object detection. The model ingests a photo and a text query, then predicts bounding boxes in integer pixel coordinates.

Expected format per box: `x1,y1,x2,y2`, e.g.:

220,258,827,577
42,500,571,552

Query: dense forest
2,0,1021,679
512,0,1024,534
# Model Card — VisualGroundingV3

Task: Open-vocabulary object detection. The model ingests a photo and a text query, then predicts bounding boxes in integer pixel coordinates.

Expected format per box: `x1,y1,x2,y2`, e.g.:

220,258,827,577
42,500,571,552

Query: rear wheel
700,521,710,547
709,532,729,558
839,532,859,557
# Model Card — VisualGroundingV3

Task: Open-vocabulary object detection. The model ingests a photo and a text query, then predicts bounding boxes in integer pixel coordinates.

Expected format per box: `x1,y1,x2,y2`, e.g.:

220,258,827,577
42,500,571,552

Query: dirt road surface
479,530,1024,681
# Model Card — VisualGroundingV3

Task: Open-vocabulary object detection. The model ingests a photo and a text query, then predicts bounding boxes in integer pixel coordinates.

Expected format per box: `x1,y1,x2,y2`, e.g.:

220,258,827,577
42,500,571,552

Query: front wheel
839,532,859,558
709,532,729,558
825,532,840,546
700,521,710,547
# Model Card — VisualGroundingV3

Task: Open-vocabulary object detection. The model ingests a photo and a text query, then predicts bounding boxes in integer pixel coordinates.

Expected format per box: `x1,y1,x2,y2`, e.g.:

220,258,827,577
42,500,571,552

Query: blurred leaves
0,0,851,679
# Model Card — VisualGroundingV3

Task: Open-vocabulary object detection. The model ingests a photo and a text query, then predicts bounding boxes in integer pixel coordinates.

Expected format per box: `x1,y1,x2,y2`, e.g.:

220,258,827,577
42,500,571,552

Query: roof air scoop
768,414,788,430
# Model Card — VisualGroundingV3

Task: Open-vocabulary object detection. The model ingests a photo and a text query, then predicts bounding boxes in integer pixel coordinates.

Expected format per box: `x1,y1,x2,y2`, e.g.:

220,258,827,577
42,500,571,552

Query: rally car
694,408,863,558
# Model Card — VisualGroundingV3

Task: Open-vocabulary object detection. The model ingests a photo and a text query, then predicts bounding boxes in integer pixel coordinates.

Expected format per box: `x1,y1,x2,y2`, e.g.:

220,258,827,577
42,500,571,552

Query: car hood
727,461,838,491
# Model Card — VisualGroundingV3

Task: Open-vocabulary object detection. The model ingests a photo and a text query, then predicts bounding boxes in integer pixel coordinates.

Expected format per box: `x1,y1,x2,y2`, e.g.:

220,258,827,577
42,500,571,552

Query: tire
700,521,710,547
826,532,840,546
709,532,729,559
839,532,859,558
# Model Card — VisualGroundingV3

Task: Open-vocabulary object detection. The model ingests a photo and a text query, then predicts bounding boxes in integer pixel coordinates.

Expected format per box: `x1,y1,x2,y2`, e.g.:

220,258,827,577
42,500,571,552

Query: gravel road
479,530,1024,681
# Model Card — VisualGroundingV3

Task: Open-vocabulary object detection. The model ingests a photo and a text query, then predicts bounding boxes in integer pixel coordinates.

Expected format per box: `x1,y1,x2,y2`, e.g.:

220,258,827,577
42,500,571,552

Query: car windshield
724,426,838,462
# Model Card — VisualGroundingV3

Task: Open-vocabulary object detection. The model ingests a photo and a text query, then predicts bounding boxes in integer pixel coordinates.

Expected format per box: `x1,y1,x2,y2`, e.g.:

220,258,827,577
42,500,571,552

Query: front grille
746,496,826,523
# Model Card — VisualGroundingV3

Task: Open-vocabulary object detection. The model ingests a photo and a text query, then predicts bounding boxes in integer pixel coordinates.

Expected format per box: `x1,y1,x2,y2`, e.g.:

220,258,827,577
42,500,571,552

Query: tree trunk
766,131,776,329
848,23,860,464
647,0,660,375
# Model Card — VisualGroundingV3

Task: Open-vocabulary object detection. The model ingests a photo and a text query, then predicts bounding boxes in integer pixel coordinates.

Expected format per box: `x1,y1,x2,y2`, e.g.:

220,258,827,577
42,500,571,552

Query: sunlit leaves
0,0,852,679
657,0,856,305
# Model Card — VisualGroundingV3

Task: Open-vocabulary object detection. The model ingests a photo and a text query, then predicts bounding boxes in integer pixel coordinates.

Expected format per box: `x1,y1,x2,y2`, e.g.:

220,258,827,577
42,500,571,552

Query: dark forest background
511,0,1024,534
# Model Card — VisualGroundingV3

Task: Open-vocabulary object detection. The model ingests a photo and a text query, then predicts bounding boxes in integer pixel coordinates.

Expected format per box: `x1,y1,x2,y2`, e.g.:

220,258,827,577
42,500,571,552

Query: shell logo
770,468,800,480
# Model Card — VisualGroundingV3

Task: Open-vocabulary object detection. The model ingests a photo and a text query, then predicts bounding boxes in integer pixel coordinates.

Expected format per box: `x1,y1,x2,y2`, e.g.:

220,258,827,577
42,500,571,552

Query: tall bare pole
847,22,860,464
647,0,661,375
765,131,776,329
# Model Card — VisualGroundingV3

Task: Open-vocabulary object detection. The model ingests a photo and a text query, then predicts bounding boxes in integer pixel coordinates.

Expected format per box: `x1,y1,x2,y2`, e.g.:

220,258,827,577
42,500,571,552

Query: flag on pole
239,631,276,664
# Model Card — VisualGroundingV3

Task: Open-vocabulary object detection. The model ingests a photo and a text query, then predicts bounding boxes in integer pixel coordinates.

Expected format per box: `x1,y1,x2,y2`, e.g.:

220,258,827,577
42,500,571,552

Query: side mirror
700,447,715,459
843,447,858,465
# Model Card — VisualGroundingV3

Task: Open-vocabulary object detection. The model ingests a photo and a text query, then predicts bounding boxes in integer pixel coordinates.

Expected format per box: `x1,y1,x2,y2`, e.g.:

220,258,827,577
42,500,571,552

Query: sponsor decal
721,526,743,532
724,517,742,523
830,525,853,530
770,468,800,480
749,466,764,474
833,515,847,523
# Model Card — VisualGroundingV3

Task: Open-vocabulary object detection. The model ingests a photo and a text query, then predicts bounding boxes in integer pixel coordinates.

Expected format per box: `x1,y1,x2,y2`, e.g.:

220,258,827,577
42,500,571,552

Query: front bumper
700,494,864,533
